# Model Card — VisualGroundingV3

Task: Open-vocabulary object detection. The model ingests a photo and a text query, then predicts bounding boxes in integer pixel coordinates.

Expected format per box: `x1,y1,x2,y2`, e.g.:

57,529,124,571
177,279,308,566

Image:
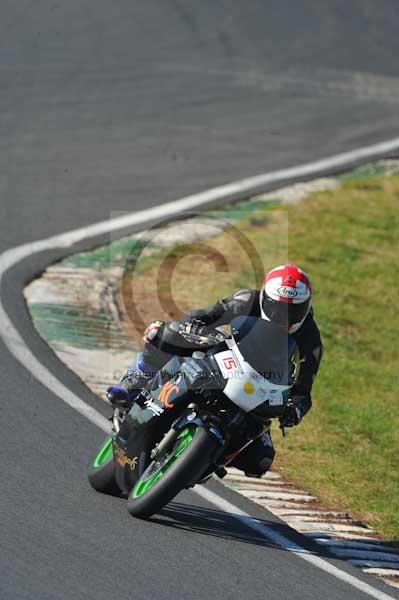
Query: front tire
127,426,219,519
88,436,121,496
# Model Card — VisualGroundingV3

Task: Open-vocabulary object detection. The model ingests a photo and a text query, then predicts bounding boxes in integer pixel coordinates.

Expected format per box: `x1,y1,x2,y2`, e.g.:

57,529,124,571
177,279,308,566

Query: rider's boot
106,376,142,411
106,353,156,412
244,432,276,478
230,430,276,478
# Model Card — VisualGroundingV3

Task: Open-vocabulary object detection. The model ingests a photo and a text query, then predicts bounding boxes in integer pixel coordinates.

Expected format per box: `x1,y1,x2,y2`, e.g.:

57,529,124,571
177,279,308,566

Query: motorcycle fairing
213,343,291,414
112,356,208,492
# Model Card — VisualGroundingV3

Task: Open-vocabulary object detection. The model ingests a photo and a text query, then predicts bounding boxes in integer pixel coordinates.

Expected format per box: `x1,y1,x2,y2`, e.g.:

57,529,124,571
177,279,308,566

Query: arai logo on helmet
277,286,298,298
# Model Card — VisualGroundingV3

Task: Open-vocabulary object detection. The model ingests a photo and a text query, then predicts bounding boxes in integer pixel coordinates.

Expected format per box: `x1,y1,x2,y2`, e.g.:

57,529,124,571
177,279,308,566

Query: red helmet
260,264,312,333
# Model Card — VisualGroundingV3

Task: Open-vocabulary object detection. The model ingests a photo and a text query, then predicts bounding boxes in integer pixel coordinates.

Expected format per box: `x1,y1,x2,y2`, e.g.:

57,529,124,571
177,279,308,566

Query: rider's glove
279,402,302,428
143,320,164,343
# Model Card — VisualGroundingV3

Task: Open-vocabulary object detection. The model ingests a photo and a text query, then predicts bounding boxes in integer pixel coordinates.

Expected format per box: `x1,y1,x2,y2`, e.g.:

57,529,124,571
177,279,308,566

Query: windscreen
231,316,298,386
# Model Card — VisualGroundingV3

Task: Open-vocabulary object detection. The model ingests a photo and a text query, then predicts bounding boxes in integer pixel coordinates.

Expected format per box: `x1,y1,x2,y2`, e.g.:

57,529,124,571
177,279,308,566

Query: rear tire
88,436,121,496
127,427,219,519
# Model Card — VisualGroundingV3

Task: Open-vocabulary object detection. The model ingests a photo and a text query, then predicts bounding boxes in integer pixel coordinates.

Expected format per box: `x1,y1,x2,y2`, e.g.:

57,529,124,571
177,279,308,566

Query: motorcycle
87,316,299,519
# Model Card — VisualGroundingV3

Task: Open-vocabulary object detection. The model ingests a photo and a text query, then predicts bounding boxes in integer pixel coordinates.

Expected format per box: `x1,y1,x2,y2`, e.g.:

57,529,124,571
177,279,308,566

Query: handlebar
180,327,229,347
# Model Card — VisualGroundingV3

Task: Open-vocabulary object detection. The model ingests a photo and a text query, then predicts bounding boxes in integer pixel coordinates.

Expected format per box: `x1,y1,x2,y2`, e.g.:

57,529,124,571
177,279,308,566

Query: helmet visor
263,296,310,327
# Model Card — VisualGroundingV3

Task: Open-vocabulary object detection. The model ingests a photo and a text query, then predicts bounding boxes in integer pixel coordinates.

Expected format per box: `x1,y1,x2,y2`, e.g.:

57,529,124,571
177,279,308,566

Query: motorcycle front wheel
127,426,219,519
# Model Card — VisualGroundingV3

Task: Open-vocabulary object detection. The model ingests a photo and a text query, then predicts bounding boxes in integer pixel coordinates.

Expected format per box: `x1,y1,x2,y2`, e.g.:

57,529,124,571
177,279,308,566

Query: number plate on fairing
214,350,242,379
214,347,290,413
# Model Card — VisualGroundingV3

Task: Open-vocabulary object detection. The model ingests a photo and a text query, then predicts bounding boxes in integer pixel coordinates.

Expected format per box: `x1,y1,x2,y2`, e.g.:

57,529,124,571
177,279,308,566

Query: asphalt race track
1,2,399,599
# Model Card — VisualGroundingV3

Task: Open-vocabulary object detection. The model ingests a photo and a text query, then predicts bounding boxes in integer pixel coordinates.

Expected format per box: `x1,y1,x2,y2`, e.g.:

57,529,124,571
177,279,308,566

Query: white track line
1,138,399,600
194,486,396,600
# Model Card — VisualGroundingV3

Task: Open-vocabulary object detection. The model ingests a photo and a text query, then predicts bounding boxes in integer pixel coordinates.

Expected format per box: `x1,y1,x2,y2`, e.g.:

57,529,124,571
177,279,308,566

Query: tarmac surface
1,2,399,599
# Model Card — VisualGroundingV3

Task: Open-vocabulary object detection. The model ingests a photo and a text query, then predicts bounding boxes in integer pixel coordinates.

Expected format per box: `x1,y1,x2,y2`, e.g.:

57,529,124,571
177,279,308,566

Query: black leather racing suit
138,289,323,476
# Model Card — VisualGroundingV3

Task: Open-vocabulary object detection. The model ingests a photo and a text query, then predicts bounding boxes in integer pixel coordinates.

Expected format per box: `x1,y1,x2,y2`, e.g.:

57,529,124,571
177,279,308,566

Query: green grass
127,171,399,539
275,173,399,540
48,166,398,539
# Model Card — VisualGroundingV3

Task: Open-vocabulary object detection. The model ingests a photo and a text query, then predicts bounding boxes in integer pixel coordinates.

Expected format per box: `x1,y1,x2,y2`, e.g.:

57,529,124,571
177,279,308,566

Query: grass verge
118,171,399,540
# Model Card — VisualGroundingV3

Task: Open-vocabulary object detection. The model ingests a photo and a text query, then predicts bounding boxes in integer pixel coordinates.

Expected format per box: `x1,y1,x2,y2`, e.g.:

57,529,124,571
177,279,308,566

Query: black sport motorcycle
88,316,299,519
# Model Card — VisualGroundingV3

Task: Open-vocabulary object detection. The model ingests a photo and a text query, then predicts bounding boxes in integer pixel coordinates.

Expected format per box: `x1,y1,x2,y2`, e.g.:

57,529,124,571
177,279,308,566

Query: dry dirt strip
24,161,399,592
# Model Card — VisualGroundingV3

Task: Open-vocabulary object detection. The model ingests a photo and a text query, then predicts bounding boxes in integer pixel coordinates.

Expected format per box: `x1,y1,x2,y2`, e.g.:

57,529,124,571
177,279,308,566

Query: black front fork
171,404,253,481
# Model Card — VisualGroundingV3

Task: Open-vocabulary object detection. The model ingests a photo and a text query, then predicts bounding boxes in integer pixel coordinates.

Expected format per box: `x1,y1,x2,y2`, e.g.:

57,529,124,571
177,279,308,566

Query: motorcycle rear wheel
127,426,219,519
87,436,121,496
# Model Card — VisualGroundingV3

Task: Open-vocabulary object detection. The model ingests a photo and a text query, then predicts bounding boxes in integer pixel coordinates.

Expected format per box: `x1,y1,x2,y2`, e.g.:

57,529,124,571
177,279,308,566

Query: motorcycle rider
107,263,323,477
